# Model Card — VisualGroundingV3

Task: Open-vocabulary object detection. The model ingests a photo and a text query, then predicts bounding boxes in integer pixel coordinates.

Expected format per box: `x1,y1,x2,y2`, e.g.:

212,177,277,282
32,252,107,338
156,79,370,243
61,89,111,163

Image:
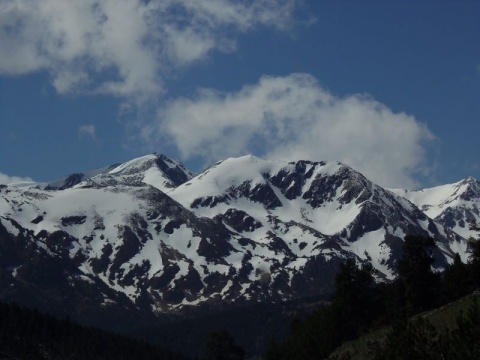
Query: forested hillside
0,301,187,360
1,234,479,360
263,235,480,360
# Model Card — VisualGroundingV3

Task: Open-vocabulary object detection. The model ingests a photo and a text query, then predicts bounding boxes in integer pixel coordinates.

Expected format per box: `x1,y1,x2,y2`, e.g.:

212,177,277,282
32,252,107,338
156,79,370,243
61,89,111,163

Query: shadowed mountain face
391,177,480,241
0,154,475,327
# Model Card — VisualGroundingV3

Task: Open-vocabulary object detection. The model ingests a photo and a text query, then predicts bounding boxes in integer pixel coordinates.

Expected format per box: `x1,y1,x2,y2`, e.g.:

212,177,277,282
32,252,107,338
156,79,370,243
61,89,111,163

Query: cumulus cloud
0,173,34,185
0,0,300,101
1,1,435,188
150,73,435,189
78,124,97,141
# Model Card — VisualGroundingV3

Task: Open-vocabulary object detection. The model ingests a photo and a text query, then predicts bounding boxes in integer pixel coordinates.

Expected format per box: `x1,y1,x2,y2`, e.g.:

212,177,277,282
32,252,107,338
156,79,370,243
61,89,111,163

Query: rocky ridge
0,154,477,323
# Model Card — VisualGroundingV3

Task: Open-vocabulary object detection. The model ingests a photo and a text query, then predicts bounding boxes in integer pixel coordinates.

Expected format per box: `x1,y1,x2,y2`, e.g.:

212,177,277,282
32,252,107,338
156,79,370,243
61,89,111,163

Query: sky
1,0,479,189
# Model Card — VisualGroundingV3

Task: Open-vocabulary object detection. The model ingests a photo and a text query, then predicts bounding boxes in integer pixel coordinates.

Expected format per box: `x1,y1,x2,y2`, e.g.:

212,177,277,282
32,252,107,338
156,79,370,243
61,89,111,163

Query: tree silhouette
468,223,480,288
398,235,439,314
442,253,471,302
204,331,244,360
332,259,377,339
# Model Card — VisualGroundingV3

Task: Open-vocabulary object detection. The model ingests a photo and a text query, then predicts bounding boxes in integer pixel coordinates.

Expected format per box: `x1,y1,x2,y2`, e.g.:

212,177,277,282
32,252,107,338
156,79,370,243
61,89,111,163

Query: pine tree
203,331,244,360
332,259,377,339
397,235,439,315
442,253,470,302
468,235,480,288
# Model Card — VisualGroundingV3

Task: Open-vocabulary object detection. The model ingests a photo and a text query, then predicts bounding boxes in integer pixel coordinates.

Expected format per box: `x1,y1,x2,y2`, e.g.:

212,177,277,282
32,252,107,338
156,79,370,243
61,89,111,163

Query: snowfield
0,154,477,311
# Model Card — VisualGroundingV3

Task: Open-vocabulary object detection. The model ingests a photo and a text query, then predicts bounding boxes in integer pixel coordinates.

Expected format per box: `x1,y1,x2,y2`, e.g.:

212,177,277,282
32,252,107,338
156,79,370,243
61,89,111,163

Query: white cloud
78,124,97,141
150,73,435,189
0,172,34,185
0,0,300,101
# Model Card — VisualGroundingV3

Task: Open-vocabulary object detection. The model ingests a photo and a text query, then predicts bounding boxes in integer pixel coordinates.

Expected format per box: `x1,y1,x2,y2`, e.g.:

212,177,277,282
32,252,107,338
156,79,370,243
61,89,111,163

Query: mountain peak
458,176,480,202
87,153,194,191
0,152,473,317
463,176,477,183
395,176,480,240
44,153,194,192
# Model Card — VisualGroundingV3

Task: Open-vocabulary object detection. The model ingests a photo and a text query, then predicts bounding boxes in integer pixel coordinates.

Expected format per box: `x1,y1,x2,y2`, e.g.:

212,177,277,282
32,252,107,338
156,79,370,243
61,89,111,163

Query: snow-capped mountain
391,177,480,240
169,156,465,278
42,153,194,192
0,153,475,325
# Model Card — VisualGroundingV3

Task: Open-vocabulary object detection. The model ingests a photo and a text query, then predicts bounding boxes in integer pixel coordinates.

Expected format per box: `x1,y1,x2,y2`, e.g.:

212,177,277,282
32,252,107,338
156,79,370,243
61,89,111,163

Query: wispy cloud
78,124,97,141
0,0,301,101
147,74,436,189
0,172,34,185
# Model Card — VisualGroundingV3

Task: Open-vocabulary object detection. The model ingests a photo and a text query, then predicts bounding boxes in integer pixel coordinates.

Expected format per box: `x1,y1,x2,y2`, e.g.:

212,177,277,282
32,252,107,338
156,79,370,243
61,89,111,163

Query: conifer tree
442,253,470,302
397,235,439,315
467,223,480,288
203,331,244,360
332,259,377,339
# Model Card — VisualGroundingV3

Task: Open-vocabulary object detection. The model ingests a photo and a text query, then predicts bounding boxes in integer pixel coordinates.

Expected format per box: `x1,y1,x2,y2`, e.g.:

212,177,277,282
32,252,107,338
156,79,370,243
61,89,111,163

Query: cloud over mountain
152,73,435,189
0,1,439,189
0,172,34,185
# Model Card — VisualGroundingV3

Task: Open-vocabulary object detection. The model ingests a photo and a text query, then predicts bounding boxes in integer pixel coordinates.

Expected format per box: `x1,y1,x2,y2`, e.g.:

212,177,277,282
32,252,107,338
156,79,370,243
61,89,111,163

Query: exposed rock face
0,154,475,325
391,176,480,241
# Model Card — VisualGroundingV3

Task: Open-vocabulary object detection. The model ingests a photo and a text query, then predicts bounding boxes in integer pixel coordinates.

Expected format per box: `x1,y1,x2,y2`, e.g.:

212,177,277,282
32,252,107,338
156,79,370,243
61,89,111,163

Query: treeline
0,301,188,360
134,299,307,358
373,296,480,360
2,234,479,360
263,234,480,360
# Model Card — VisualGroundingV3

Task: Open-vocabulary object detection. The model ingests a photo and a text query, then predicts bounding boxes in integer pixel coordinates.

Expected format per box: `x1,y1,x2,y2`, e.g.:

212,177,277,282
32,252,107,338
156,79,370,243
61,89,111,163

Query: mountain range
0,153,479,328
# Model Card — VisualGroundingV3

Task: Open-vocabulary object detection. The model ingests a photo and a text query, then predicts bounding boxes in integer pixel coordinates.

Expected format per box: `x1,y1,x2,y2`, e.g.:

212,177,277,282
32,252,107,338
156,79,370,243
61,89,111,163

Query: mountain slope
170,156,465,279
0,153,473,324
391,177,480,241
0,300,187,360
327,291,480,360
42,154,194,192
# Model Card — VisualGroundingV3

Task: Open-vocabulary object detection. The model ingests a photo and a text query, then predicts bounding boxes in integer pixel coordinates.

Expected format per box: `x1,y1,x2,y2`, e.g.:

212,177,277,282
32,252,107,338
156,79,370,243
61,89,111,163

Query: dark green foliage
203,331,244,360
443,295,480,359
332,260,379,339
3,232,478,360
263,235,480,360
263,259,378,360
374,295,480,360
468,238,480,288
442,253,471,302
373,315,440,360
397,235,439,315
470,238,480,263
279,307,339,360
262,340,283,360
0,300,187,360
133,300,304,358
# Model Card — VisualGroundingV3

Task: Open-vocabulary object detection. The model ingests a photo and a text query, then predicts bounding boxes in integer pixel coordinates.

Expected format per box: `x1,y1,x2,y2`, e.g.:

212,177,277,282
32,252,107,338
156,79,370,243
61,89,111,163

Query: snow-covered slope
41,164,118,190
391,177,480,240
171,156,466,278
41,154,194,192
0,153,473,319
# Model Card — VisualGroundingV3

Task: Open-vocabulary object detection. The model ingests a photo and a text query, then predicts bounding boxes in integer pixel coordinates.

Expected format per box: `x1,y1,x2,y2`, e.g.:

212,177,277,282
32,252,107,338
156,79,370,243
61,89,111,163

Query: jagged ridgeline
0,154,478,331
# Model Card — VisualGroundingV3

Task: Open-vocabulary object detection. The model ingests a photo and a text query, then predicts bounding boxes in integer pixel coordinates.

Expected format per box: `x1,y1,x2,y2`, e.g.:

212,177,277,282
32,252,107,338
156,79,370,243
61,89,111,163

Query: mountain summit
391,177,480,240
43,153,194,192
0,153,476,327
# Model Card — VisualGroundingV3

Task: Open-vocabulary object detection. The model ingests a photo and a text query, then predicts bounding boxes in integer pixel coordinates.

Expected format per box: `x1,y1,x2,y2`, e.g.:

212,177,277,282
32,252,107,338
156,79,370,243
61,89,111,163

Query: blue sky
1,0,479,189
